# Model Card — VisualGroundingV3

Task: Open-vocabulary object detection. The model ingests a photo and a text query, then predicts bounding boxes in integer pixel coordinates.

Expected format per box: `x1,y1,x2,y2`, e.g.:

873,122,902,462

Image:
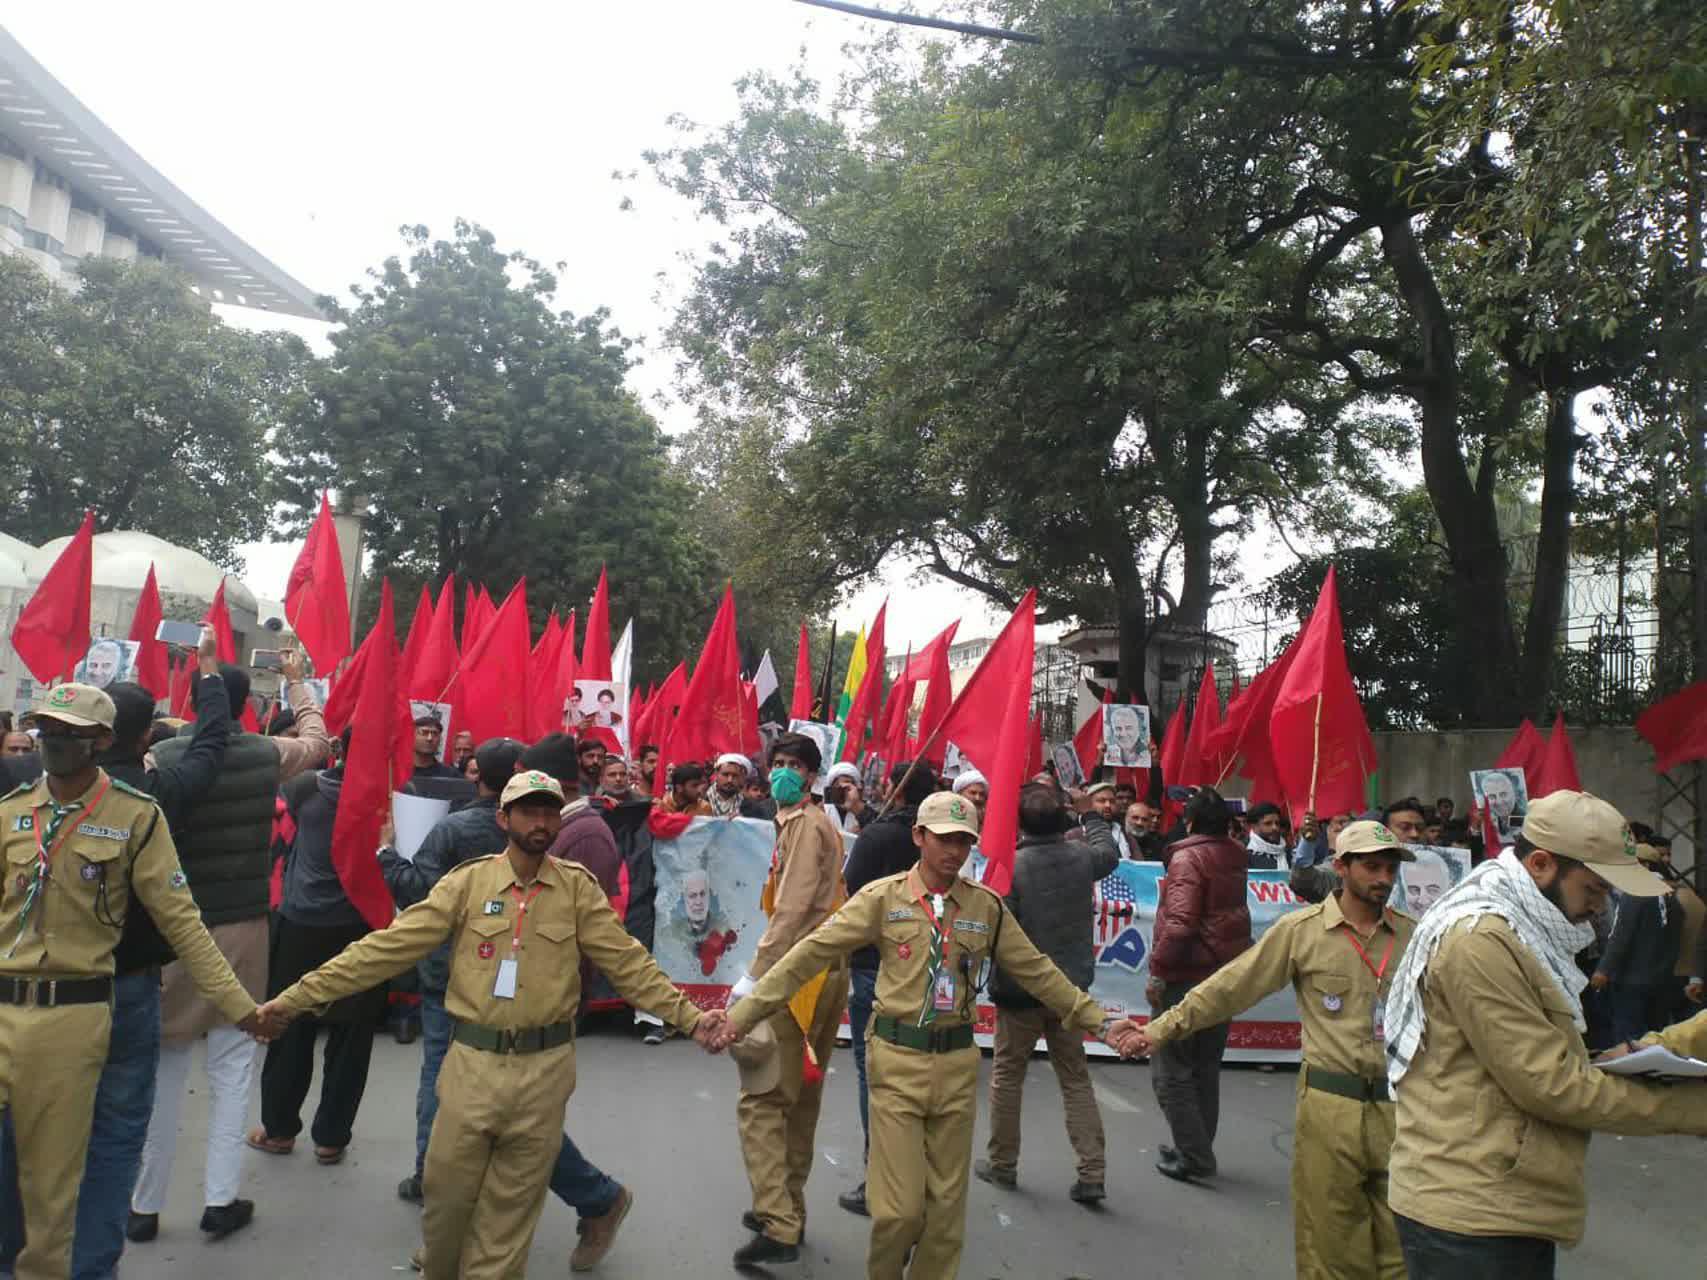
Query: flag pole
1307,691,1323,813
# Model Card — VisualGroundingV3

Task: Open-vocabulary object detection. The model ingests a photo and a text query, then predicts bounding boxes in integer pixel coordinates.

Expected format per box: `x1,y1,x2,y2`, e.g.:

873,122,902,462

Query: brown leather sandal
245,1127,294,1156
314,1146,346,1165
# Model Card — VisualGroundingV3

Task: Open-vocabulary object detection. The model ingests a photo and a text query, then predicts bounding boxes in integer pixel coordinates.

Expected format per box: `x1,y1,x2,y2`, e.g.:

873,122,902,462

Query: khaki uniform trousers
866,1037,979,1280
420,1039,577,1280
1291,1081,1404,1280
737,968,848,1245
984,1006,1105,1182
0,1002,111,1280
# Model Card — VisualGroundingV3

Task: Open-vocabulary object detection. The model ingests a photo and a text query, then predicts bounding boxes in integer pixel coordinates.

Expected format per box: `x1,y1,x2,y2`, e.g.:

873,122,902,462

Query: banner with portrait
74,638,139,690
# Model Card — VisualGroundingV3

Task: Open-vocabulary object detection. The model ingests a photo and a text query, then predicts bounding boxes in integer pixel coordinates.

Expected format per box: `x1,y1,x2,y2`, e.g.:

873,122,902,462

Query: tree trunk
1173,421,1215,633
1381,216,1524,724
1103,535,1150,704
1518,390,1579,716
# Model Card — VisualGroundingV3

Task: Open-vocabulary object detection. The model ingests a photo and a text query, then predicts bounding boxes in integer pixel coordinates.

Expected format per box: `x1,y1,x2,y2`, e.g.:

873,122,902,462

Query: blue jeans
414,992,454,1177
1395,1213,1555,1279
848,967,877,1159
0,970,162,1280
549,1133,621,1218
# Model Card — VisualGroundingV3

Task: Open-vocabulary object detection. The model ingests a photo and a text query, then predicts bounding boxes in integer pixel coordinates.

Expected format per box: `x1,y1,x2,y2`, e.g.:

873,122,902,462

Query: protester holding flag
134,648,328,1245
721,731,849,1267
718,791,1146,1280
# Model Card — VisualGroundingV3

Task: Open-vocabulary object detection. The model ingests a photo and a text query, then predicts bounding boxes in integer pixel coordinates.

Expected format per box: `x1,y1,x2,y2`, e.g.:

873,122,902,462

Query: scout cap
1334,819,1415,862
917,790,980,838
499,769,565,809
36,683,116,731
729,1014,780,1094
1522,790,1665,897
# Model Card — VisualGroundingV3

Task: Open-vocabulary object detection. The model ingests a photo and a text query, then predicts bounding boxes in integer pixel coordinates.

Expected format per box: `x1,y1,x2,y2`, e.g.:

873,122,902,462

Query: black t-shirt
412,760,463,781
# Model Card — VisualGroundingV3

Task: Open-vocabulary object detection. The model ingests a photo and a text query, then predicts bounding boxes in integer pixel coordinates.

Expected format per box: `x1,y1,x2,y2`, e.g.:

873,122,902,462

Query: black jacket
991,817,1120,1008
107,672,232,974
382,794,507,994
844,807,920,972
1597,888,1684,989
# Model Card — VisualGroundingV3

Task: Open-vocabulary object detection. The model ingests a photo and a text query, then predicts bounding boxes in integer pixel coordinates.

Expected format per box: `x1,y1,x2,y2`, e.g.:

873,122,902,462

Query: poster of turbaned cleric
646,817,1309,1060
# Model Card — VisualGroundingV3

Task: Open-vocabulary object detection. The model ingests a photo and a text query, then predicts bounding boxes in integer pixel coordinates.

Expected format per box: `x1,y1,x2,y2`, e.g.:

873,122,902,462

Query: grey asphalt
117,1016,1705,1278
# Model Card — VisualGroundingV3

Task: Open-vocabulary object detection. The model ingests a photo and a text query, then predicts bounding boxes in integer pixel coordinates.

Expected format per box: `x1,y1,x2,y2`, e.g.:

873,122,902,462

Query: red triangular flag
873,661,914,766
331,580,404,931
168,655,195,720
1026,711,1044,779
410,576,461,704
1637,683,1707,775
929,591,1034,779
397,584,435,697
201,579,238,665
323,619,378,738
664,585,743,769
580,566,613,681
1270,566,1376,818
914,622,960,770
639,661,688,787
527,612,567,742
550,608,579,733
452,579,532,745
1075,688,1113,780
461,583,480,654
284,492,351,673
1495,718,1546,775
839,602,888,762
1529,711,1582,799
1179,664,1223,786
790,622,814,722
127,562,168,698
12,510,95,682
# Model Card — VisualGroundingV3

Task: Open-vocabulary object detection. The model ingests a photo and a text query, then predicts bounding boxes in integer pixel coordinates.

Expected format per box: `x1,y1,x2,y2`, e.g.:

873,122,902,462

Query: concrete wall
1373,726,1696,869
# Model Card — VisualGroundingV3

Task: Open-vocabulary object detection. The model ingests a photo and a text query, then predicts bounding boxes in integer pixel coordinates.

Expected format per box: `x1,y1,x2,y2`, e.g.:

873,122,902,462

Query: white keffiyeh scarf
1385,850,1594,1089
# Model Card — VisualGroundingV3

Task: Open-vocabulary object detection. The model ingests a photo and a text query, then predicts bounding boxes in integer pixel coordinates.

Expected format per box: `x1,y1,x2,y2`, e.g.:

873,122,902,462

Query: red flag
323,619,377,737
240,701,260,733
638,661,687,783
453,579,532,745
960,591,1036,896
461,583,480,653
527,612,567,742
927,590,1034,779
1158,697,1187,787
283,492,351,673
839,602,888,762
580,566,612,680
1529,711,1582,799
199,579,237,665
1637,683,1707,774
397,584,435,698
1179,664,1224,786
411,576,461,703
127,562,168,698
739,679,762,757
11,510,94,682
1026,712,1044,779
168,655,195,720
914,623,960,770
664,585,743,769
1206,625,1304,799
874,664,914,766
330,580,403,931
1074,689,1112,779
550,609,579,731
1495,718,1546,775
1271,567,1376,818
790,622,814,721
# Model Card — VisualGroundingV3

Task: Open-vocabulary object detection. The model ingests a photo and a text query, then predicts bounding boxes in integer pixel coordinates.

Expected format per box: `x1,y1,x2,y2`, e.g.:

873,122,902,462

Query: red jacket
1150,834,1252,984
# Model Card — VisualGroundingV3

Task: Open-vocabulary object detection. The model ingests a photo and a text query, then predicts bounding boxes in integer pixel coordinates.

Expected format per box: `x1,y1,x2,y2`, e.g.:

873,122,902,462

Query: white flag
753,649,780,708
612,618,634,752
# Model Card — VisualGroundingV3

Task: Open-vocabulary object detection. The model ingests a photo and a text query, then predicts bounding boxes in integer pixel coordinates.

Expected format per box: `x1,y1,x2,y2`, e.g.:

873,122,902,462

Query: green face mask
769,766,806,806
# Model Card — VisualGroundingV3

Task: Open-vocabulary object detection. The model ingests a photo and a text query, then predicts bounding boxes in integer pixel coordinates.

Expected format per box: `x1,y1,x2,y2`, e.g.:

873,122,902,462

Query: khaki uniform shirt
1648,1007,1707,1059
1389,916,1707,1246
0,770,255,1023
274,851,703,1033
750,803,843,978
732,868,1105,1037
1147,892,1415,1081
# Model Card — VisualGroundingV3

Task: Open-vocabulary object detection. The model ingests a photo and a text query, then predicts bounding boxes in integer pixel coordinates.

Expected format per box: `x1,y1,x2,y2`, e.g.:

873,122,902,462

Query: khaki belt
1304,1064,1390,1103
872,1014,974,1053
0,976,113,1008
453,1021,574,1055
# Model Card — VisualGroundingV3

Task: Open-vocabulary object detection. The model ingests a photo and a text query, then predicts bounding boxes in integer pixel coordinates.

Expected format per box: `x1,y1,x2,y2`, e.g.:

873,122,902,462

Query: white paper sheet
391,792,451,862
1597,1044,1707,1079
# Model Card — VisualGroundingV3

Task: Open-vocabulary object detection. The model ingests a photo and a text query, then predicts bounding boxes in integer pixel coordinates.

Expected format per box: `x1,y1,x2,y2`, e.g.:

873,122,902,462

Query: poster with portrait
651,817,770,986
409,700,454,761
301,677,331,709
942,741,968,779
73,638,139,690
1102,703,1152,768
787,719,841,796
1469,767,1528,844
568,679,627,731
1394,845,1472,917
1051,743,1085,789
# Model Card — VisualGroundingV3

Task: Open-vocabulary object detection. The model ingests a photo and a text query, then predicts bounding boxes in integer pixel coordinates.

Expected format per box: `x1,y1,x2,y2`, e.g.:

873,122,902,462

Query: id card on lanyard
495,883,544,1000
1343,925,1395,1043
918,891,957,1024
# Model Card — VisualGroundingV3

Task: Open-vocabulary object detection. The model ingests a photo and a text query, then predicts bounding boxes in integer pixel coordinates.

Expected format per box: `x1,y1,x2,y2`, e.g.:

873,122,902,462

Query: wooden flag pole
1307,691,1324,813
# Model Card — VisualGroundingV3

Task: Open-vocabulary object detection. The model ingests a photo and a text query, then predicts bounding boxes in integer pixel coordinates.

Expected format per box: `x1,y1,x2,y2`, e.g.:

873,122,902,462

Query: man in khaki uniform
0,684,261,1280
1134,820,1417,1279
1384,790,1707,1278
721,791,1144,1280
254,770,720,1280
725,731,850,1267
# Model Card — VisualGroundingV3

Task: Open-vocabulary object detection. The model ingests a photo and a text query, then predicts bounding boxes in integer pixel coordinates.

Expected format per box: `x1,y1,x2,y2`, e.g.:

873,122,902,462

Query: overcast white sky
11,3,1298,649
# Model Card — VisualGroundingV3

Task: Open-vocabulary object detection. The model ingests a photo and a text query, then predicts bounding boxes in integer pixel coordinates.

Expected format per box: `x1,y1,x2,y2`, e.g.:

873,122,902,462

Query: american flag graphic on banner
1094,871,1138,946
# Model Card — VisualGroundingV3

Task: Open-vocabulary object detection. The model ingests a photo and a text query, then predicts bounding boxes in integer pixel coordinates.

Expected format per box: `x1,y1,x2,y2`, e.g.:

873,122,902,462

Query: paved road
117,1015,1705,1278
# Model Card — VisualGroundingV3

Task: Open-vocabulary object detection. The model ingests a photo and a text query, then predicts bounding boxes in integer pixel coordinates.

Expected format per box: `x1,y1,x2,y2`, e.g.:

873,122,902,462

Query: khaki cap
917,790,980,838
499,770,565,809
37,683,115,730
1522,790,1665,897
1334,819,1416,862
729,1014,780,1094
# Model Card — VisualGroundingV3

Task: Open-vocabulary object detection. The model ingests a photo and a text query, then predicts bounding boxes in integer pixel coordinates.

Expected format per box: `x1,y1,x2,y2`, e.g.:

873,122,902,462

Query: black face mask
39,736,97,778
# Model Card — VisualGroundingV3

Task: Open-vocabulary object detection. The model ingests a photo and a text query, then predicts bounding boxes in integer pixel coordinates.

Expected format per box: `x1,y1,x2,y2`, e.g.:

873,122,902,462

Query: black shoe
199,1199,254,1240
740,1212,806,1243
733,1232,799,1268
1158,1144,1177,1161
398,1173,423,1204
1155,1152,1211,1183
393,1019,419,1045
973,1159,1016,1189
837,1182,869,1216
1069,1180,1106,1205
126,1212,158,1243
